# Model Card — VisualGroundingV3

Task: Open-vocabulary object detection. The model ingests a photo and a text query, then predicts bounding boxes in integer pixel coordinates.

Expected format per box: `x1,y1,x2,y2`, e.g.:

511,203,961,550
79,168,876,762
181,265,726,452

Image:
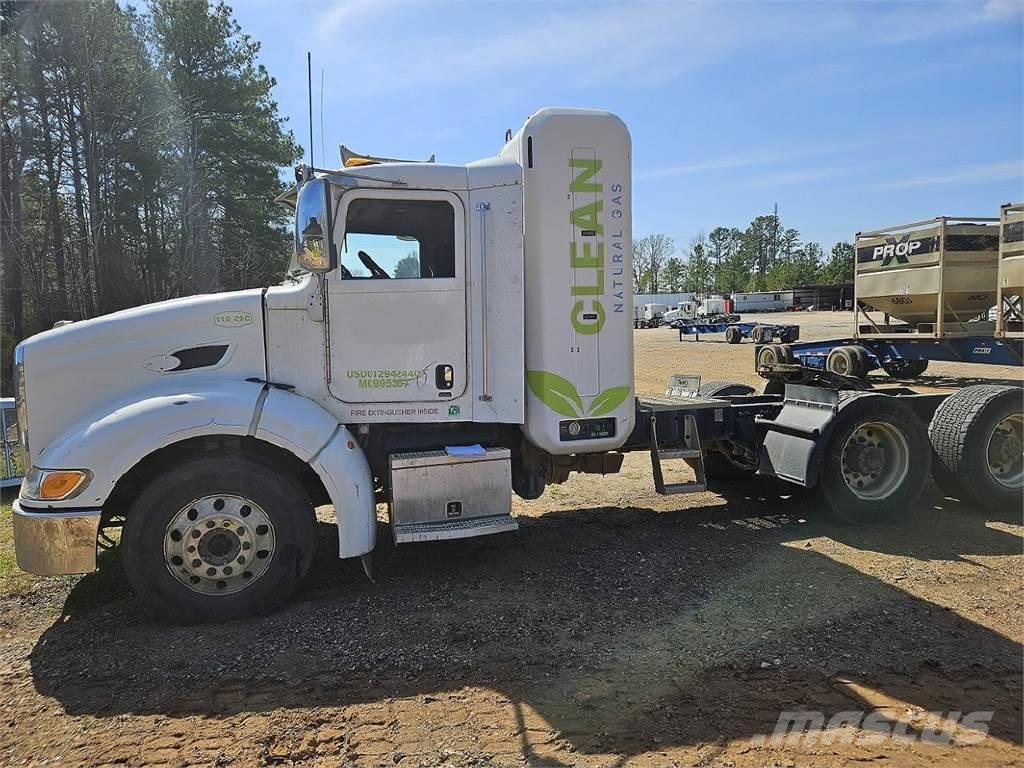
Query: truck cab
12,108,636,622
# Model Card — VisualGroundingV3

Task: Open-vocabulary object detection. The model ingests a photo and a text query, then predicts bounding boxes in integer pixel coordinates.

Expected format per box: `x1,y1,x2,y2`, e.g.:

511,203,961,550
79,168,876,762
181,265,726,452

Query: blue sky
231,0,1024,251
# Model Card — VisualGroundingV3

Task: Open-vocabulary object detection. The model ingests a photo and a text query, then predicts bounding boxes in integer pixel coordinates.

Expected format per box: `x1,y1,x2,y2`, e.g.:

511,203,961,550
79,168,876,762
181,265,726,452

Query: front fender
31,379,265,508
30,381,376,560
254,388,375,558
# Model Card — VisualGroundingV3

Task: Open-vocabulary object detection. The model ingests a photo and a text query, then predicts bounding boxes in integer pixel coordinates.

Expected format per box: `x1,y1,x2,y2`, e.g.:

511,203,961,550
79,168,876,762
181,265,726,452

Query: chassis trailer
754,335,1024,380
672,319,799,345
11,108,1023,624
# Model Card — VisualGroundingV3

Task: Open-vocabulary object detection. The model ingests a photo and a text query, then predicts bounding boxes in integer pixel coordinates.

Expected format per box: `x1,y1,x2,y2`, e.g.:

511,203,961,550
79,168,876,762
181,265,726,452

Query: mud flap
756,384,839,487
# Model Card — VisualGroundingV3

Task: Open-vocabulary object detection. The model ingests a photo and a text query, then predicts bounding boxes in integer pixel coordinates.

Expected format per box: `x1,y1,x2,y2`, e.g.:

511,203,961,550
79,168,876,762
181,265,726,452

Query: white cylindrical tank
997,203,1024,337
502,108,634,455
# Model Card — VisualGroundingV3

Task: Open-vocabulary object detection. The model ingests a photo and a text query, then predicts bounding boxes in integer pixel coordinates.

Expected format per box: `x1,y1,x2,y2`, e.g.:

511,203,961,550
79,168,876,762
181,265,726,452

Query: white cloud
876,160,1023,190
984,0,1024,19
318,0,397,40
314,2,789,93
739,167,848,189
315,1,1017,93
638,152,783,179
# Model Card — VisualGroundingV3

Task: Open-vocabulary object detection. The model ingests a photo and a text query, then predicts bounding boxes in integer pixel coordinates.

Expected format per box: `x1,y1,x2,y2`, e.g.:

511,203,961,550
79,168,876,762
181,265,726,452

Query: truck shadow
28,481,1023,757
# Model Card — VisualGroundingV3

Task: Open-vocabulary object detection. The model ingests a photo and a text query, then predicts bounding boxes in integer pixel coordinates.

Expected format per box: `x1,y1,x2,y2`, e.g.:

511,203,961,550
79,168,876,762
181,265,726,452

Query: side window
340,198,455,279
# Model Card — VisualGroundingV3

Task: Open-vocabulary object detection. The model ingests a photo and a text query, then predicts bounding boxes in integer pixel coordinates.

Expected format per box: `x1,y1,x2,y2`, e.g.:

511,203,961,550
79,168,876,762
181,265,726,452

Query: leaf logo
526,370,631,418
587,385,631,416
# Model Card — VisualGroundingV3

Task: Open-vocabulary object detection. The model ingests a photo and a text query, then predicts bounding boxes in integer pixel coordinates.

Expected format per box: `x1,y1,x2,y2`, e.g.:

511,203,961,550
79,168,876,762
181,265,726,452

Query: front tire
818,394,930,524
122,455,315,624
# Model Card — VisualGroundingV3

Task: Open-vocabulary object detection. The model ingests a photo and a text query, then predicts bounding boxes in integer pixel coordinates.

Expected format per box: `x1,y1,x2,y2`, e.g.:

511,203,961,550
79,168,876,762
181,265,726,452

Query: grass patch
0,491,34,597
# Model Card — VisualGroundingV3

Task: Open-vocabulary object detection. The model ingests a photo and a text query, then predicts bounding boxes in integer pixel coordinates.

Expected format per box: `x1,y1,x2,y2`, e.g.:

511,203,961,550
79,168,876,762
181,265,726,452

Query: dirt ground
1,311,1021,767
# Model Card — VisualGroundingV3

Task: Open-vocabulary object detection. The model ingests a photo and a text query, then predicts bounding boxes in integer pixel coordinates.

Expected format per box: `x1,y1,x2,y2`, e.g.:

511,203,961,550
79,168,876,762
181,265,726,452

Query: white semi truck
12,109,1021,623
636,302,669,328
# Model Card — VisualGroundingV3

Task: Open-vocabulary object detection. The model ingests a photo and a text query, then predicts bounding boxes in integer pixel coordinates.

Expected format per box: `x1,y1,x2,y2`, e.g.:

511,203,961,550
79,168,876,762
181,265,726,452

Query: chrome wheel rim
986,414,1023,490
841,422,909,500
163,495,276,595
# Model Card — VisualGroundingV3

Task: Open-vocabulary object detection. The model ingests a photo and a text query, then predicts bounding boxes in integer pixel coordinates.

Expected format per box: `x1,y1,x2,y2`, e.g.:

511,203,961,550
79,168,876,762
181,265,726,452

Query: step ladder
648,410,707,495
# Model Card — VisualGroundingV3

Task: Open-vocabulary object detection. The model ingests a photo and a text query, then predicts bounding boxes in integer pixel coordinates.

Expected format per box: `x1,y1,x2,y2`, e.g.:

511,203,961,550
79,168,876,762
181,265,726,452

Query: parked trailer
732,291,794,313
10,108,1022,624
755,335,1023,380
672,319,800,344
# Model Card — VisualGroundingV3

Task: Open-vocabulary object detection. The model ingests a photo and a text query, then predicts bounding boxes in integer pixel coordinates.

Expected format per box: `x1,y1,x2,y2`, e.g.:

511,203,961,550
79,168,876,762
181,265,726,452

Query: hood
18,290,266,467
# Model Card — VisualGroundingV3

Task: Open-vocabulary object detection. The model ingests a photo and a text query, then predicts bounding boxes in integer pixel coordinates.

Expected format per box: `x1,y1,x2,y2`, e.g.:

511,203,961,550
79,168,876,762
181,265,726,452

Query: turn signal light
38,471,88,500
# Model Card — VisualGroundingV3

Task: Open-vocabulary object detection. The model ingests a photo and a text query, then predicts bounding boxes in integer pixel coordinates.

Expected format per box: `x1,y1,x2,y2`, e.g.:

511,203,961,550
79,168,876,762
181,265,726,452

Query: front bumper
12,500,101,575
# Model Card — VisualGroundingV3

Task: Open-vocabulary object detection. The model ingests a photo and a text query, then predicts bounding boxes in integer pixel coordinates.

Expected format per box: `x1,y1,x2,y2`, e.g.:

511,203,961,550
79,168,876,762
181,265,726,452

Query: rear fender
757,384,841,487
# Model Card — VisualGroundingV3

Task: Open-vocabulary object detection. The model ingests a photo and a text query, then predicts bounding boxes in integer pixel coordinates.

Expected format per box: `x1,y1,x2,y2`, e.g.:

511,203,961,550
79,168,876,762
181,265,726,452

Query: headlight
13,344,28,462
22,467,92,501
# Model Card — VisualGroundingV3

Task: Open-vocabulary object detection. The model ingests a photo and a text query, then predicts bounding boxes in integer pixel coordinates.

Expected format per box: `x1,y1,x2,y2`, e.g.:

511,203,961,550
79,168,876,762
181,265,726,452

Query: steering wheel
358,250,390,279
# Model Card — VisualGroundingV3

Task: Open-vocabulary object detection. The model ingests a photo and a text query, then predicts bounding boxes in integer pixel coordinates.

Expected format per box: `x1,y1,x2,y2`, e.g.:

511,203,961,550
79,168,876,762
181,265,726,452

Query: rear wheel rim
163,494,276,595
986,413,1023,490
831,353,850,376
841,421,909,500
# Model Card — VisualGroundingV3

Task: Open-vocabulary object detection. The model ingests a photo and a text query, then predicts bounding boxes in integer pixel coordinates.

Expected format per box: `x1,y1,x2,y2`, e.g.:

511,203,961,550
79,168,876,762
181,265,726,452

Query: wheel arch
34,383,376,560
104,434,328,521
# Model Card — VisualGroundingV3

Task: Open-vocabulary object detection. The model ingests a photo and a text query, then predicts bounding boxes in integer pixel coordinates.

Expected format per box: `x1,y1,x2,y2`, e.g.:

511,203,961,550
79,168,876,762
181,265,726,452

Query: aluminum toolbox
388,447,517,543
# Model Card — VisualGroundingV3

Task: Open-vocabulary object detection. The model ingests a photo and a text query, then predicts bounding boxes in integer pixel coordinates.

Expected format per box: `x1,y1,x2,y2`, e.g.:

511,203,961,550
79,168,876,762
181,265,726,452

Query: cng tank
501,108,633,455
855,217,1000,331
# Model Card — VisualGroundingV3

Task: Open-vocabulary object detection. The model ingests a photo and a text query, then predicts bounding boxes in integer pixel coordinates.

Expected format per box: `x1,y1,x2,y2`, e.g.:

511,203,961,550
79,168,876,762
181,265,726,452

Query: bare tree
633,233,674,294
632,237,650,293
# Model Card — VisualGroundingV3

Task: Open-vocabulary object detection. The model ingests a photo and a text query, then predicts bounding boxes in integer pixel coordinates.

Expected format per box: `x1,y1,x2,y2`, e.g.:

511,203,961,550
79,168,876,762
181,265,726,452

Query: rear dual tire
928,385,1023,513
825,345,870,379
818,393,930,525
757,344,794,370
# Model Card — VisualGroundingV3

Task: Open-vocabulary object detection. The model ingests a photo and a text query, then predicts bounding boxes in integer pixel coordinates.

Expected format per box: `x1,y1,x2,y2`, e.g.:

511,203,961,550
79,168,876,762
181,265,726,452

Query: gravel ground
0,311,1021,767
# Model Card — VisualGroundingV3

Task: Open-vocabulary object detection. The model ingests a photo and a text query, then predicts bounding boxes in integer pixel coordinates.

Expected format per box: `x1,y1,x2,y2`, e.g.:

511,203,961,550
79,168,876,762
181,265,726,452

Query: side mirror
294,178,336,273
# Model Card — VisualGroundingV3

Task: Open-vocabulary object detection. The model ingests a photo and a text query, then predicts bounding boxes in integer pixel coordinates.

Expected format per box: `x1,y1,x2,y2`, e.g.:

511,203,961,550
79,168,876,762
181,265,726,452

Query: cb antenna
307,52,314,170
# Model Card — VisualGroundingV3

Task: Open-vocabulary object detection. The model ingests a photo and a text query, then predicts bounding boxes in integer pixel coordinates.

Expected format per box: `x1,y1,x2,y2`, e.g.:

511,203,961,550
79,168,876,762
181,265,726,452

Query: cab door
326,189,468,405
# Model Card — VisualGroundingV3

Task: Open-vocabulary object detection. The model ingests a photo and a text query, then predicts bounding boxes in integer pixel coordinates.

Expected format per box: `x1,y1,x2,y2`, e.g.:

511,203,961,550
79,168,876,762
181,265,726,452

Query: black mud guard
756,384,840,487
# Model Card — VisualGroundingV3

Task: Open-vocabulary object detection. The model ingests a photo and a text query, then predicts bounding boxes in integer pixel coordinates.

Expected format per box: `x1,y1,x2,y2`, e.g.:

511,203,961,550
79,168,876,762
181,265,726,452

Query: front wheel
122,455,316,624
818,394,930,524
